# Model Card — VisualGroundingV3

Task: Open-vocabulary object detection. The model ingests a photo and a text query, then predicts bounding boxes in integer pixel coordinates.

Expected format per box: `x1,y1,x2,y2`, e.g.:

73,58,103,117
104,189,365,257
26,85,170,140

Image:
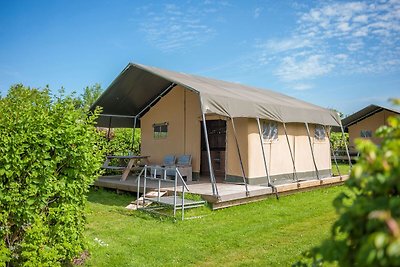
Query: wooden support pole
305,122,320,180
230,117,249,196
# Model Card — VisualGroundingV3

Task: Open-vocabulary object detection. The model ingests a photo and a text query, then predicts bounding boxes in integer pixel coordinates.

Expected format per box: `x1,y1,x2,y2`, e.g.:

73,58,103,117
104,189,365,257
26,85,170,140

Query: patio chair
166,155,192,181
150,155,176,178
163,155,176,167
177,154,192,166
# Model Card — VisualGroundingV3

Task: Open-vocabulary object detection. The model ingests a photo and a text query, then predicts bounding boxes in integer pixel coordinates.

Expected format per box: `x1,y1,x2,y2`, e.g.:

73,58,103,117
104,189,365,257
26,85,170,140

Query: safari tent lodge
92,63,349,203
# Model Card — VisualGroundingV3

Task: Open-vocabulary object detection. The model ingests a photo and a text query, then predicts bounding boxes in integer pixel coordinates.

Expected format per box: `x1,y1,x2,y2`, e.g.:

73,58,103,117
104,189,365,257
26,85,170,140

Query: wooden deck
94,175,349,209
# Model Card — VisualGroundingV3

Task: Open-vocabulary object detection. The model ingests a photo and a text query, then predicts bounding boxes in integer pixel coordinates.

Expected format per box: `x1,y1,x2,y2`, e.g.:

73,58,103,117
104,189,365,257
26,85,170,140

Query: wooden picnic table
102,155,150,181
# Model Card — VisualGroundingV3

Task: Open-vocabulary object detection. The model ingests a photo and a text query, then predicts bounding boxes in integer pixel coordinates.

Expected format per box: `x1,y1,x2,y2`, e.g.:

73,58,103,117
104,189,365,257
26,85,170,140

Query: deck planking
93,175,348,209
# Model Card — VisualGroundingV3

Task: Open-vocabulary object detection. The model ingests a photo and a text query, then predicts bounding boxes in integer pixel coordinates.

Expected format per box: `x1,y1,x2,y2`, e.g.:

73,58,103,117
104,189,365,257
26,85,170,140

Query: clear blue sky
0,0,399,115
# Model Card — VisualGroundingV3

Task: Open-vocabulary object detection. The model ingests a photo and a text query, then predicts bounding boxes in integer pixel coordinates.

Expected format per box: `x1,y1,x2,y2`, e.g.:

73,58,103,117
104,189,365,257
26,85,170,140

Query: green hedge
329,131,349,151
0,85,105,266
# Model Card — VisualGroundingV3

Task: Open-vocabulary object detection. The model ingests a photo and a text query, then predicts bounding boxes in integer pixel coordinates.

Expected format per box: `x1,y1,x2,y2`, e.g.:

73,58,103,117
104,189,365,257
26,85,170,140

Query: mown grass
331,162,351,176
84,185,348,266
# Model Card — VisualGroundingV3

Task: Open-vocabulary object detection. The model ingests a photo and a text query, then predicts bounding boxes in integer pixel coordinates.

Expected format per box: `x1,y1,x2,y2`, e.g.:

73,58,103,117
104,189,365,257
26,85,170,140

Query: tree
0,85,105,266
297,99,400,266
74,83,104,110
82,83,103,108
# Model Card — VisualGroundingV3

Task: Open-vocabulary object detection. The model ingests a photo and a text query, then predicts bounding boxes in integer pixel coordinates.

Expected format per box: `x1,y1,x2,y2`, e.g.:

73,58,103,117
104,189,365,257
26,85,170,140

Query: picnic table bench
332,149,359,161
102,155,150,181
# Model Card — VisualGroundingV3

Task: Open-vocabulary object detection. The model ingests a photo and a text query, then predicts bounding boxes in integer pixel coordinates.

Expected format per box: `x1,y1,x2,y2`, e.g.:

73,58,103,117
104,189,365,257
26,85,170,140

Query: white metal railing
136,165,191,220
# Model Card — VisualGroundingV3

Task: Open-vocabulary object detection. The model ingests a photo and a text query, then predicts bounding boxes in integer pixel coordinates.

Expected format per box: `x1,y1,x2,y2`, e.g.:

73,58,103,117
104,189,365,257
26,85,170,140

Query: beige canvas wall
225,118,249,178
292,123,315,175
310,124,331,174
141,86,249,177
247,121,331,181
294,123,331,177
348,110,398,146
141,86,202,172
141,86,331,183
247,121,293,178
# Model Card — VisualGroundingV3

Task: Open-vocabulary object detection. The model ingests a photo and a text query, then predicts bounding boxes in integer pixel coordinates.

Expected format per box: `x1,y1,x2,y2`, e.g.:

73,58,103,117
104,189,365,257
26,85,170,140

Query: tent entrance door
200,120,226,182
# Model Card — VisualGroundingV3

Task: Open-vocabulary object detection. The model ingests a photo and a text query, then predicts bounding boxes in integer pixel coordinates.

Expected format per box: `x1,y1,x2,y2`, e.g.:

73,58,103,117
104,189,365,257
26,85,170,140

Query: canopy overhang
91,63,341,128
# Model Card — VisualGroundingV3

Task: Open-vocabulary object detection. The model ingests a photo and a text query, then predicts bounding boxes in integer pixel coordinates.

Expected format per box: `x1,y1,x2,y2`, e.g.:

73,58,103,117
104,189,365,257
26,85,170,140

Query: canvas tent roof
91,63,341,128
342,104,400,128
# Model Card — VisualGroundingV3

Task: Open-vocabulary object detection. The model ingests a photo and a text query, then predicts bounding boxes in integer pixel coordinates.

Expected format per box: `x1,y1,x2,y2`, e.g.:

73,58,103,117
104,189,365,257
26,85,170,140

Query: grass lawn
331,162,351,176
84,185,348,266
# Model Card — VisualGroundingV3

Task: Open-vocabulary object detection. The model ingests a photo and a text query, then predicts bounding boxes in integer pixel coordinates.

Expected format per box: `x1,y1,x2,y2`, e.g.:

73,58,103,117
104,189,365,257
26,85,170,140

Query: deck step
125,191,168,210
143,196,205,209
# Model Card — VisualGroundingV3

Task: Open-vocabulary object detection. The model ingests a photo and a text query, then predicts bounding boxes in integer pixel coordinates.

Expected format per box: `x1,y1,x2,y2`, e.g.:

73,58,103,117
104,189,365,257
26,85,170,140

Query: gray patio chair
163,155,176,167
151,155,176,178
177,155,192,166
166,155,192,181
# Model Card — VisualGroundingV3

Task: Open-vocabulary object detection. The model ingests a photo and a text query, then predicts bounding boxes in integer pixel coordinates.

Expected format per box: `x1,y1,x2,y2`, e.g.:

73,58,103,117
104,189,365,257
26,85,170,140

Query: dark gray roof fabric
342,104,400,127
91,65,172,117
95,116,137,128
92,63,341,127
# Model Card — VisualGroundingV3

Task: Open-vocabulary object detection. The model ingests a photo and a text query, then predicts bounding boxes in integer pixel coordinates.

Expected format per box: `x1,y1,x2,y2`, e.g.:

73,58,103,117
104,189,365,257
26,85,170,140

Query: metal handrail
136,165,190,220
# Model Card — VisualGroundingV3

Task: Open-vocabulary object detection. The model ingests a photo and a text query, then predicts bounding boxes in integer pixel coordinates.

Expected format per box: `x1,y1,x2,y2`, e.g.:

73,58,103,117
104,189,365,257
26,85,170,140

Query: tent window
360,130,372,138
262,121,278,141
153,122,168,139
315,125,326,141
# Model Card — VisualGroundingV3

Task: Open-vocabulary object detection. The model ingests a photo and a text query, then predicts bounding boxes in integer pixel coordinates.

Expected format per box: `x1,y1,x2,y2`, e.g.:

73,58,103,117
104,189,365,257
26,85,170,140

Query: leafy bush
0,85,105,266
329,131,349,151
296,100,400,266
106,128,141,156
78,84,141,157
100,128,141,175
